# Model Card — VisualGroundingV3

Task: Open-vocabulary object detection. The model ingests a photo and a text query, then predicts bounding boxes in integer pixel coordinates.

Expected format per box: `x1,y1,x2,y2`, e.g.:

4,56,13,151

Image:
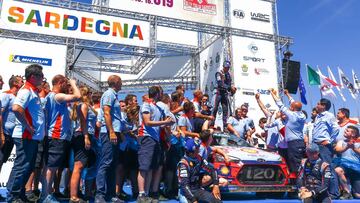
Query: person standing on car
270,88,306,174
177,138,222,203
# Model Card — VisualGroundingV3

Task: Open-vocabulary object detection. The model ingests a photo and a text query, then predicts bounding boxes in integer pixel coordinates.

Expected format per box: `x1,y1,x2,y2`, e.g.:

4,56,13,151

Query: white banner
109,0,224,26
232,36,278,123
0,1,150,47
230,0,274,34
0,37,68,188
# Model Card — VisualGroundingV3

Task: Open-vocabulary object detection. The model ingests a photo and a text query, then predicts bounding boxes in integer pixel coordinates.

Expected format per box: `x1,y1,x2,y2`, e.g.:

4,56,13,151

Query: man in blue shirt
312,98,339,163
270,88,306,173
95,75,124,203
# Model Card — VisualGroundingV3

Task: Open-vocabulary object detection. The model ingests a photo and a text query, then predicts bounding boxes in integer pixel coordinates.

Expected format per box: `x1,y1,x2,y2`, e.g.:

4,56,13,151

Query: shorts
35,138,46,168
138,136,163,171
71,132,91,166
0,134,14,163
125,148,138,170
44,138,70,168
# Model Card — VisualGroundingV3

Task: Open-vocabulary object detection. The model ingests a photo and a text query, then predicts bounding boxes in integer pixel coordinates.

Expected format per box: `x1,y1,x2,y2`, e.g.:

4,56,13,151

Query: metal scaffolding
1,0,293,93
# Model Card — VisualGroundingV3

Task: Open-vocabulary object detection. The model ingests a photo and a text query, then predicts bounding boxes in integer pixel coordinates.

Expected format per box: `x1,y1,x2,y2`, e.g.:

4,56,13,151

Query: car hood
215,146,282,163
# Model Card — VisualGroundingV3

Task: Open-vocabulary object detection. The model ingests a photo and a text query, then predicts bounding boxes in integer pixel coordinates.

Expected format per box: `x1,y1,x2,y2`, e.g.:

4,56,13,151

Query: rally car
211,132,297,195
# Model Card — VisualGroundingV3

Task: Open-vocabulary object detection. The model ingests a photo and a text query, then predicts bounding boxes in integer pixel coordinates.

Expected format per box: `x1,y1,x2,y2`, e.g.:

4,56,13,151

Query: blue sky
75,0,360,119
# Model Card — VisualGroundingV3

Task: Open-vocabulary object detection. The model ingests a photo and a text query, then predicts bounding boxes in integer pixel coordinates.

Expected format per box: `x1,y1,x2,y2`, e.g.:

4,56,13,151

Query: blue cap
306,143,320,153
185,138,200,153
223,60,231,68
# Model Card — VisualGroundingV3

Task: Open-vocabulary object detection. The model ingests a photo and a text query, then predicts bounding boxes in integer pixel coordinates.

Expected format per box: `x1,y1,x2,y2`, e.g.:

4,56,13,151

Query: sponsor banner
230,0,274,34
232,36,278,123
0,149,15,189
0,37,67,90
9,54,52,66
109,0,224,26
0,1,150,47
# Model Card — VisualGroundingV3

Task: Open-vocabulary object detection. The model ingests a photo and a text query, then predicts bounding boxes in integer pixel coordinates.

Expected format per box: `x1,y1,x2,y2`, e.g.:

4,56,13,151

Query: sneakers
43,194,60,203
340,191,353,200
136,195,152,203
25,191,40,203
110,197,125,203
94,195,106,203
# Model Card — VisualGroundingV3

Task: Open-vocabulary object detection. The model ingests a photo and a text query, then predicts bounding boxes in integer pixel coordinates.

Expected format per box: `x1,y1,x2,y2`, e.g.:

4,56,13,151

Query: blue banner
9,55,52,66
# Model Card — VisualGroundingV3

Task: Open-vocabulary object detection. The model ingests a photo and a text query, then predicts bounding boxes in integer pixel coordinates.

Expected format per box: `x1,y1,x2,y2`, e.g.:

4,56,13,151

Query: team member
334,125,360,199
226,104,255,143
70,86,97,203
312,99,341,199
42,75,81,203
124,94,138,109
178,102,199,139
0,75,24,171
297,144,333,203
336,108,358,141
303,108,318,146
137,86,174,203
7,64,45,202
177,138,222,203
212,60,236,128
312,98,339,162
270,88,306,173
25,80,51,202
95,75,124,203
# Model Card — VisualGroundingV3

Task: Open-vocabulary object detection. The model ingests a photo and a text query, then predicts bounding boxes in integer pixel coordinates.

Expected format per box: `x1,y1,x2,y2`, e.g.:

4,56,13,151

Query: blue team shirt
100,88,122,133
275,100,306,142
1,91,16,135
178,114,194,133
46,92,71,140
312,111,339,144
12,82,45,140
74,103,97,135
227,116,254,140
138,99,162,141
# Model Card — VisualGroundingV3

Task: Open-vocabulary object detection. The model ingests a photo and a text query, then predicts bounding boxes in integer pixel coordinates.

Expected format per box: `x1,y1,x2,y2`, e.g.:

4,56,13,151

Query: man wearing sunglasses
7,64,45,203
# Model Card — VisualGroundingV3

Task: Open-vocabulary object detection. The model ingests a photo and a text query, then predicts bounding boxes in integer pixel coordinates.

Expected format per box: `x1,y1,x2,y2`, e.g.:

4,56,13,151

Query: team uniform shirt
99,88,122,134
119,113,139,151
178,114,194,133
138,99,162,142
312,111,339,144
336,120,359,142
46,92,72,140
12,82,45,140
1,91,17,135
74,103,97,135
338,140,360,164
265,118,287,149
227,116,254,140
275,99,306,142
199,143,212,161
192,99,201,113
303,122,315,144
215,70,232,93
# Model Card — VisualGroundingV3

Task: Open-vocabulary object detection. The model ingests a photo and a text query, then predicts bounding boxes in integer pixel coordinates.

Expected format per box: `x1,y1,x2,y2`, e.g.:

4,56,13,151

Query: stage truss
0,0,293,94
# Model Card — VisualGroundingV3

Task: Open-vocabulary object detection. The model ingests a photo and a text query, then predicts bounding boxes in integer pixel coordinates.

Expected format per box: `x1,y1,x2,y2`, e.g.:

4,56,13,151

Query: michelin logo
9,55,52,66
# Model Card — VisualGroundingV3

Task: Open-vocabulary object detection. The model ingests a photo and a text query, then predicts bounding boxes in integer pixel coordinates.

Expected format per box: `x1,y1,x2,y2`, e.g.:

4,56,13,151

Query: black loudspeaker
282,59,300,94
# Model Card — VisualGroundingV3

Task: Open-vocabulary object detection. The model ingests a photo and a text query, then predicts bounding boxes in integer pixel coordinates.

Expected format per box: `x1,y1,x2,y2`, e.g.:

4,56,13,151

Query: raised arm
255,93,271,117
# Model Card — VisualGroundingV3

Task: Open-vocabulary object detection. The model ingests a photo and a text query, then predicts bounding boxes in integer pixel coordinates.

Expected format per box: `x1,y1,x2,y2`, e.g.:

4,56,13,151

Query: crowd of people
0,62,358,203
